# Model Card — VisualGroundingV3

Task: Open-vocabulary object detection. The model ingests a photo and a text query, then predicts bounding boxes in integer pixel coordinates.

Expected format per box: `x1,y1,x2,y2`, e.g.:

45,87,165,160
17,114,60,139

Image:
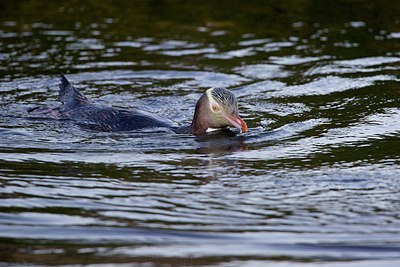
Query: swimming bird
29,75,248,135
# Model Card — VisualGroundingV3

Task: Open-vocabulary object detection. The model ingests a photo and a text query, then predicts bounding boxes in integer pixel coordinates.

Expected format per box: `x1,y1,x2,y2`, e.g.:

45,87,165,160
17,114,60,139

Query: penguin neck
191,93,214,135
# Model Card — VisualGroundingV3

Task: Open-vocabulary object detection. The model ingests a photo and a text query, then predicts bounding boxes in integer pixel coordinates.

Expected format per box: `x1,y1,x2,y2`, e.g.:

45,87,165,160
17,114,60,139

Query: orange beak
225,113,248,133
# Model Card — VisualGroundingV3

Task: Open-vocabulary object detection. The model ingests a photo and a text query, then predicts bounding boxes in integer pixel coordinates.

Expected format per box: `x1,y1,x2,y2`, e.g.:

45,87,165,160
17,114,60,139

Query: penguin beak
224,113,248,133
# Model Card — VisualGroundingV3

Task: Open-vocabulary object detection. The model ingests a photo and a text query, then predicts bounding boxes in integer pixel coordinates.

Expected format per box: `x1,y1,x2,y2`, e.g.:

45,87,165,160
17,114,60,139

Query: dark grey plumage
59,75,88,109
56,75,174,131
211,87,238,114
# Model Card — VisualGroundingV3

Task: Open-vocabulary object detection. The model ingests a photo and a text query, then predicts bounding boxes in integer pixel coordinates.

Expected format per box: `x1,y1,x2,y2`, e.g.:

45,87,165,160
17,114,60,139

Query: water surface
0,1,399,266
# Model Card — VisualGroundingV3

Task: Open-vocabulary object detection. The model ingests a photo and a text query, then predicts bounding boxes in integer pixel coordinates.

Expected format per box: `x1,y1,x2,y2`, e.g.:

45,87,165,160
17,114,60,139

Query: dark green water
0,1,399,266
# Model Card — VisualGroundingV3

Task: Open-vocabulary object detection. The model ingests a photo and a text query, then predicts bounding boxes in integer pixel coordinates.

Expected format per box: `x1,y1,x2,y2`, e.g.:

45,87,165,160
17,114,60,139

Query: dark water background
0,1,399,266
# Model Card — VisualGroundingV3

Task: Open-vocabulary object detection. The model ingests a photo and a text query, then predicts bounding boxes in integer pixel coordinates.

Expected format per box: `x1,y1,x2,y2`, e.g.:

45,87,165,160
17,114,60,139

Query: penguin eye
211,104,220,112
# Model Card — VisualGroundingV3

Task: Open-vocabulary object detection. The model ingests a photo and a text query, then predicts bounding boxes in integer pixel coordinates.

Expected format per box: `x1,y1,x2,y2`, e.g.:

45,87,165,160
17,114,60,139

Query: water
1,1,399,266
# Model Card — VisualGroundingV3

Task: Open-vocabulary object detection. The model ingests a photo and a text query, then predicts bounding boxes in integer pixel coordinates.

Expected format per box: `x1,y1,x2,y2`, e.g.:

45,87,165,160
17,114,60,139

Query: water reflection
195,130,248,154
